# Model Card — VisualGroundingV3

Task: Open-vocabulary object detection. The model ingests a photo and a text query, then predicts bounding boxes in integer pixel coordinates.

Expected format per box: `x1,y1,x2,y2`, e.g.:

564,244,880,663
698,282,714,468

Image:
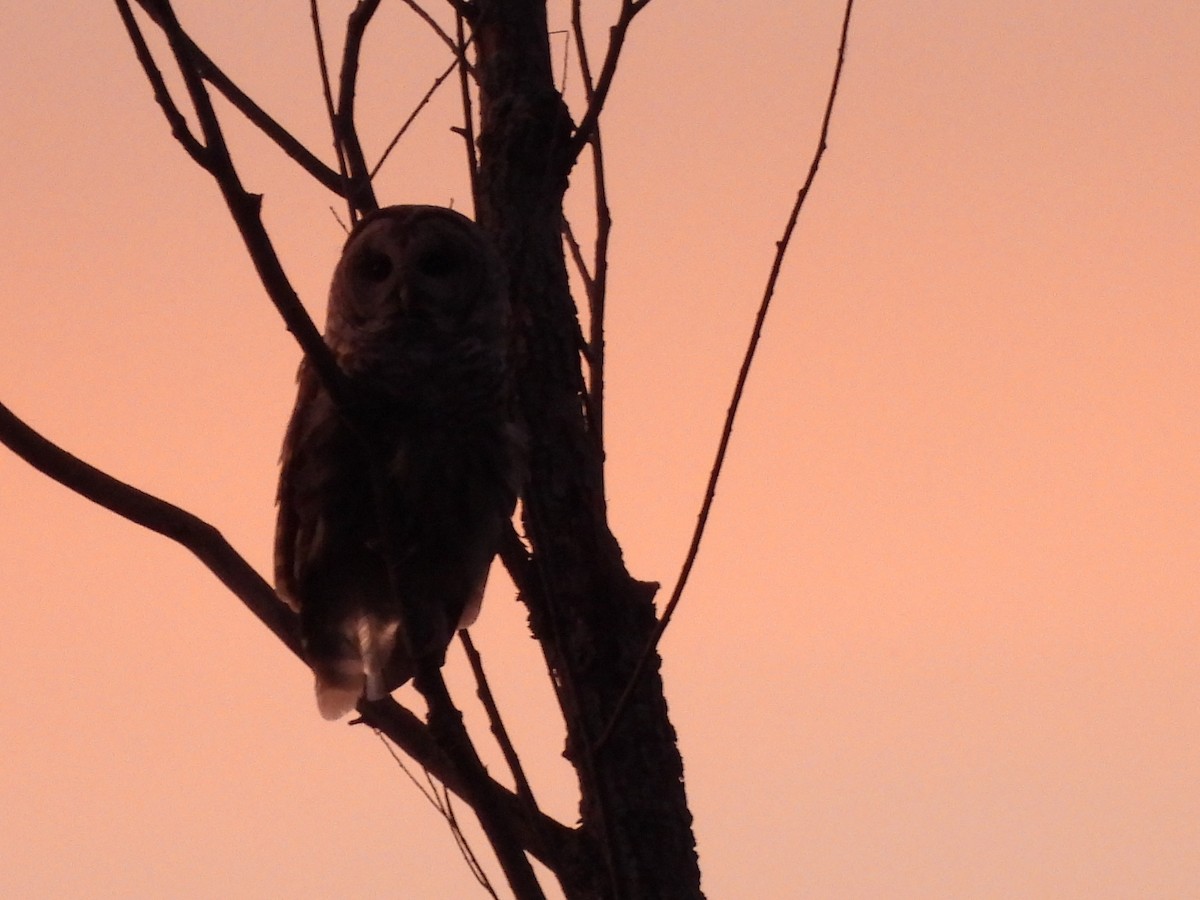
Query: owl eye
357,250,393,283
415,247,462,279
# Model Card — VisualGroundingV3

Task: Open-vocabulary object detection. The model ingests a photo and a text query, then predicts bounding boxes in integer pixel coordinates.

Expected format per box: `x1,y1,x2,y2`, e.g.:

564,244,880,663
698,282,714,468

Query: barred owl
275,205,520,720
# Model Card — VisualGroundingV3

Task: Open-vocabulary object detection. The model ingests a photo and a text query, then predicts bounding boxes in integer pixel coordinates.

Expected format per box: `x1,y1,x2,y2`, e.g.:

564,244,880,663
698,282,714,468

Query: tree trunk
472,3,703,897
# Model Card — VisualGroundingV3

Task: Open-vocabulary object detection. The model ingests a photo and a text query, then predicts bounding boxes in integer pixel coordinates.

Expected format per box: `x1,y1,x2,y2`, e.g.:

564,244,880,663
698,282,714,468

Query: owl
275,205,521,720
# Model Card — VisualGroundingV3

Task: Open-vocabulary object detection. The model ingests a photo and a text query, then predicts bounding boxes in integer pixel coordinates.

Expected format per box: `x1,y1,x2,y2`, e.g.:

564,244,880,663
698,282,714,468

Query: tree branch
459,630,540,817
335,0,383,217
414,665,547,899
357,697,579,870
371,55,460,180
114,0,208,167
0,398,301,656
567,0,651,159
567,0,611,448
309,0,352,201
560,216,594,301
121,0,351,406
455,12,480,207
597,0,858,752
439,787,501,898
398,0,474,74
129,0,345,194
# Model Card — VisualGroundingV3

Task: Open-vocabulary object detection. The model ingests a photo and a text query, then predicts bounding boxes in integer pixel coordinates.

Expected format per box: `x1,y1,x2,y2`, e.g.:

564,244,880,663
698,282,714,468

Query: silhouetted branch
583,139,610,444
441,788,502,898
0,398,298,652
455,12,480,204
414,665,547,899
377,730,501,898
114,0,207,166
186,35,345,194
567,0,611,446
597,0,858,752
128,0,345,194
357,695,577,869
569,0,593,95
560,217,593,296
336,0,383,217
568,0,652,158
120,0,351,406
374,729,443,809
398,0,474,75
371,56,460,179
459,631,540,816
309,0,352,200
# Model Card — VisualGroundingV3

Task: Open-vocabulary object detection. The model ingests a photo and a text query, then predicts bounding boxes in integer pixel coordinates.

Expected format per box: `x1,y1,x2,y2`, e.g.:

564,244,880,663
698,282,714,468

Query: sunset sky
2,2,1197,897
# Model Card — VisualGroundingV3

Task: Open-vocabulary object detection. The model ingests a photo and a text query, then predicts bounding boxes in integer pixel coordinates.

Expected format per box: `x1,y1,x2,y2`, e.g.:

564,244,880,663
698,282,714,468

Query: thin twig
375,729,443,809
547,30,569,94
414,665,547,900
371,56,460,179
560,216,594,298
356,697,574,869
596,0,857,752
443,788,501,898
459,631,540,816
376,730,500,898
568,0,610,445
569,0,594,97
309,0,351,200
398,0,475,76
566,0,614,450
455,12,480,207
568,0,653,158
585,136,610,445
189,38,344,193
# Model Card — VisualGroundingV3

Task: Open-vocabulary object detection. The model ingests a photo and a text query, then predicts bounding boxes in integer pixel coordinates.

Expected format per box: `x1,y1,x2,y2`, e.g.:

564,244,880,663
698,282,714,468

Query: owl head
325,205,508,368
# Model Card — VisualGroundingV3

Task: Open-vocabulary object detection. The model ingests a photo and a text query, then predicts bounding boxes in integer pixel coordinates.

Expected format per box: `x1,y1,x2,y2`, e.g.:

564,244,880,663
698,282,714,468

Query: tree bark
471,3,702,897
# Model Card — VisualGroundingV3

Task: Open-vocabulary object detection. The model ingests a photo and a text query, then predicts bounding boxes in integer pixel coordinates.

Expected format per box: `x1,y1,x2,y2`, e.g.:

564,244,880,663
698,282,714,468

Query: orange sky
2,2,1198,897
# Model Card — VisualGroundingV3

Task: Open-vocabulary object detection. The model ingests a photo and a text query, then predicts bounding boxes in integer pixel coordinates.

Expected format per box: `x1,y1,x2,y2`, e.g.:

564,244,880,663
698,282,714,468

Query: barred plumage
275,205,520,719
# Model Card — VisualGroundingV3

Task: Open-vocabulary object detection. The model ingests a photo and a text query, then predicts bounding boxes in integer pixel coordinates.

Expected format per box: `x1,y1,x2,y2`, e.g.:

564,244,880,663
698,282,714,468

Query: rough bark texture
472,2,703,897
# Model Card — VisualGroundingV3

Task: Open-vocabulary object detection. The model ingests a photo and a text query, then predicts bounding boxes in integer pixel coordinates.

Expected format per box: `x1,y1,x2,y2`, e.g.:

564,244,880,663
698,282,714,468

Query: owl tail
313,662,365,721
311,615,401,720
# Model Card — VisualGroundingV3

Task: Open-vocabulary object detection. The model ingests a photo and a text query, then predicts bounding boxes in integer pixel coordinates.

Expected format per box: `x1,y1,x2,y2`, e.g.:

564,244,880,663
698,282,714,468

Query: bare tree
0,1,855,897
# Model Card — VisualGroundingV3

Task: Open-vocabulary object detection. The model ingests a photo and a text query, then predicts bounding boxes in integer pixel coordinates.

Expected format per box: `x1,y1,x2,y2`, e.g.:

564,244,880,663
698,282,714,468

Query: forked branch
117,0,349,402
414,665,548,899
569,0,654,157
129,0,344,193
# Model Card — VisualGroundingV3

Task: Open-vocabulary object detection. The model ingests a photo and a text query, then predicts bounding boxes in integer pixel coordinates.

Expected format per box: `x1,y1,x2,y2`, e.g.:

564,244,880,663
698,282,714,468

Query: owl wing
276,363,404,719
274,361,326,612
